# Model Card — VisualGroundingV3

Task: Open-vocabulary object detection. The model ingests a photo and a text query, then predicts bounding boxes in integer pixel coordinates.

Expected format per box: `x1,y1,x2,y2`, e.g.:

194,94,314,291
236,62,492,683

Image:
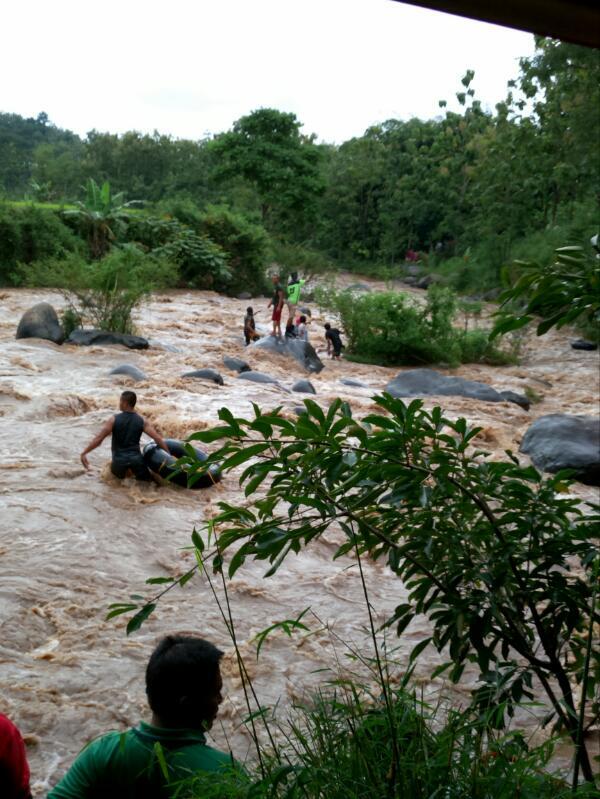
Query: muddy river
0,278,597,794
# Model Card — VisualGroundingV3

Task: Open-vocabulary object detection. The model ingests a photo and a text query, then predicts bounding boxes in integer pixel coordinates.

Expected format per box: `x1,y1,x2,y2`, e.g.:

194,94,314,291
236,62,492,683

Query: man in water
267,275,285,337
324,323,343,360
80,390,169,480
48,635,234,798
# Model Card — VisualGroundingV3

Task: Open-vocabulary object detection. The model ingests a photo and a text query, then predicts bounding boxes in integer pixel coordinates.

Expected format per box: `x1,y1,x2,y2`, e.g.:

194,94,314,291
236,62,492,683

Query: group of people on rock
243,273,344,359
1,635,234,798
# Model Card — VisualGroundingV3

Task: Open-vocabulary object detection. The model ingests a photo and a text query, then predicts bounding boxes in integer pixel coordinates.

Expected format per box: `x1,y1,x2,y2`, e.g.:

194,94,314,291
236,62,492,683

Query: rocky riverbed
0,280,598,794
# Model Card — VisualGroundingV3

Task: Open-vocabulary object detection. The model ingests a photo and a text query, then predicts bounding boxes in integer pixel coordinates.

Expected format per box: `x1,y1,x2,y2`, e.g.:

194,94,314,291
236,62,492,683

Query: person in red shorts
267,275,285,337
0,713,31,799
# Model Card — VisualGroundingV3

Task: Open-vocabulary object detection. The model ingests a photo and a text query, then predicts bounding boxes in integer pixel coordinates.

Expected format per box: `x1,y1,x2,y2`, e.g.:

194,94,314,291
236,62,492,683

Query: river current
0,278,598,794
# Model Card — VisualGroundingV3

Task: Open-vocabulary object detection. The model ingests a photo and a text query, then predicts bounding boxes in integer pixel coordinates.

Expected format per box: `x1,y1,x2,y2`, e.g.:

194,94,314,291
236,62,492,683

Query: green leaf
126,603,156,635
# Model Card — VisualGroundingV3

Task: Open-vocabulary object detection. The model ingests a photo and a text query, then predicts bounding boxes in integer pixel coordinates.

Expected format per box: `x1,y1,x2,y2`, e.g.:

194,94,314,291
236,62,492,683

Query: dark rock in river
571,339,598,351
237,292,252,300
293,406,308,416
16,302,64,344
292,379,316,394
520,414,600,486
251,335,324,373
110,364,147,381
385,368,528,408
67,329,149,349
499,390,530,411
237,371,279,385
223,356,251,373
340,378,369,388
182,368,224,385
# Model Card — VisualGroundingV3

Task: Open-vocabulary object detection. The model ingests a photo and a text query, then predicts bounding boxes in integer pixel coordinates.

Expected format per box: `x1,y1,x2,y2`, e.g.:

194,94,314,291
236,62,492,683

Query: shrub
152,227,231,290
0,202,82,284
270,238,337,281
197,205,269,296
18,245,175,333
318,284,513,367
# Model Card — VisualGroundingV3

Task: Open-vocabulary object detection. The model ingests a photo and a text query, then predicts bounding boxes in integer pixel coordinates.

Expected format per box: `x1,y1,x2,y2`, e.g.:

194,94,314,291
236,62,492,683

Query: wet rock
109,364,147,381
347,283,371,292
405,264,424,277
292,379,316,394
237,371,279,385
401,276,419,286
16,302,64,344
237,292,252,300
416,275,434,289
385,368,528,408
182,368,224,385
223,356,251,373
293,405,308,416
67,329,149,349
520,414,600,486
251,335,324,374
499,390,530,411
340,378,369,388
571,339,598,351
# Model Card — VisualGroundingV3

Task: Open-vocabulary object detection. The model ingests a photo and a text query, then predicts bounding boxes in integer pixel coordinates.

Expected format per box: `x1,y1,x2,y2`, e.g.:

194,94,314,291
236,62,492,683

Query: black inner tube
143,438,221,489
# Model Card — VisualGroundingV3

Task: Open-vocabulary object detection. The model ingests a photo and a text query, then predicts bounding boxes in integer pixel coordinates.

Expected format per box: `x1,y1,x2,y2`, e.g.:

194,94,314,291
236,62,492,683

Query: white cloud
1,0,535,142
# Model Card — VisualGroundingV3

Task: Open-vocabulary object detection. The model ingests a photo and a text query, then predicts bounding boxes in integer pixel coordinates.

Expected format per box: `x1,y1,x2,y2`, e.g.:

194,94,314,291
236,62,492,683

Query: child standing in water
243,307,259,346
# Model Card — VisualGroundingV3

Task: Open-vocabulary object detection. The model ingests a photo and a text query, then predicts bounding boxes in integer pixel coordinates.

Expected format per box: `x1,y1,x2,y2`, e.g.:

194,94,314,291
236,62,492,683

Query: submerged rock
340,378,369,388
385,368,528,408
571,339,598,351
223,356,251,373
251,335,324,373
67,329,149,349
292,379,316,394
110,364,147,381
182,368,224,385
16,302,64,344
237,370,279,385
520,414,600,486
499,390,530,411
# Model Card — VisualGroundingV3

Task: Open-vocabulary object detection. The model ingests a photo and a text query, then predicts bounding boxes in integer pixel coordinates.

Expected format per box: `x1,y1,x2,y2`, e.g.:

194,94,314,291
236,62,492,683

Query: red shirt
0,714,31,799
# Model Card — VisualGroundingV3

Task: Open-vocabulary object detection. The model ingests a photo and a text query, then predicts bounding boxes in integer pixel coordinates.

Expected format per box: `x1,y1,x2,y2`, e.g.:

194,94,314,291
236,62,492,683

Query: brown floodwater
0,280,598,794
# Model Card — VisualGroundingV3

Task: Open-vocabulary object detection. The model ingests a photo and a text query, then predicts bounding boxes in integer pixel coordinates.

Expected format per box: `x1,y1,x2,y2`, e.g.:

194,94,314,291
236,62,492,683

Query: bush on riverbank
0,202,82,283
17,245,174,333
318,284,515,367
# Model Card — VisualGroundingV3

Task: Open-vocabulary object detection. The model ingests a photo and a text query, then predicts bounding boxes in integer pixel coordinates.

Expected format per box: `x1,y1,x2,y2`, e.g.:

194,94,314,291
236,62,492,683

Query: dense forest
0,37,598,295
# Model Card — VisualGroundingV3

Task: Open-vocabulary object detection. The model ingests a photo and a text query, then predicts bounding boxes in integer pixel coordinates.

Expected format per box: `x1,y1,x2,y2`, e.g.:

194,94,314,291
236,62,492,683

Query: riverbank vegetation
1,38,597,302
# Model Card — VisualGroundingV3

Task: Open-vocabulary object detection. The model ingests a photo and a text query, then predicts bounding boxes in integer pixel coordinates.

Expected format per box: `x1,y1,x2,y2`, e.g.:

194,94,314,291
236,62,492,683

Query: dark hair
246,306,253,314
121,390,137,408
324,323,331,330
146,635,224,727
299,315,307,324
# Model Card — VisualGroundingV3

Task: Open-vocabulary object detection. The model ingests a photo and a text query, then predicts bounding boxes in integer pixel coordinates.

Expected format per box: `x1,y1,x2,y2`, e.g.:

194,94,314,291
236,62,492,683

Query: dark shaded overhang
394,1,600,48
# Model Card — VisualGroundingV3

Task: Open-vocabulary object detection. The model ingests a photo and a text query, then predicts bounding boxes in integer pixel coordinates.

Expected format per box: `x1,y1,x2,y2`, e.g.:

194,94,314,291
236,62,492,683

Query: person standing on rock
267,275,285,337
80,390,169,480
324,323,343,360
286,272,306,326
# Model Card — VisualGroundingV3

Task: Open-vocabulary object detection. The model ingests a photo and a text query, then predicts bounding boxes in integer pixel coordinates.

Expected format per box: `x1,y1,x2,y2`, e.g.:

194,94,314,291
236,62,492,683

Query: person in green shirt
47,635,235,798
286,272,306,326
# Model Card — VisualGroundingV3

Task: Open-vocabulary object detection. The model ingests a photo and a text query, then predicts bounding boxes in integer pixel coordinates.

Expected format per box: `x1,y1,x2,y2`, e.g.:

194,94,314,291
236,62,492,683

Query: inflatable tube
143,438,221,489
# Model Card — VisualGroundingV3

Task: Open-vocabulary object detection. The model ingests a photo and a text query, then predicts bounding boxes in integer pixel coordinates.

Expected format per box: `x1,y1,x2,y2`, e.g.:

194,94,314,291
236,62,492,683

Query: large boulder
110,364,147,381
223,356,251,373
385,368,528,408
251,335,324,374
16,302,64,344
520,414,600,486
182,368,224,385
67,329,149,349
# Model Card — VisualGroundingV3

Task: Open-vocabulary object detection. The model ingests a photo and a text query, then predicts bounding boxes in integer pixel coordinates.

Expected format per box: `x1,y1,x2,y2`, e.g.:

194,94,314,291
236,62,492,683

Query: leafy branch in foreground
492,245,600,339
181,396,598,784
111,396,599,785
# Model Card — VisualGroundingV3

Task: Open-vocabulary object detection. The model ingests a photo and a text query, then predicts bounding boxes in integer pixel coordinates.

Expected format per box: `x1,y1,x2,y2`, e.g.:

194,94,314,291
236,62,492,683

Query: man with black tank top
80,391,169,481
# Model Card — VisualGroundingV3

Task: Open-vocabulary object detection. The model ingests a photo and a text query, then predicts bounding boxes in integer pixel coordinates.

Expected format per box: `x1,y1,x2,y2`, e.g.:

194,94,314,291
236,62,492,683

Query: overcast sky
2,0,535,143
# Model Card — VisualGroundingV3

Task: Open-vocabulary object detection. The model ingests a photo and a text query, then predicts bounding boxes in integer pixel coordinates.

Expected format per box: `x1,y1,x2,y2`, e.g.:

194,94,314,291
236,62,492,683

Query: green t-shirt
47,722,233,799
287,279,305,305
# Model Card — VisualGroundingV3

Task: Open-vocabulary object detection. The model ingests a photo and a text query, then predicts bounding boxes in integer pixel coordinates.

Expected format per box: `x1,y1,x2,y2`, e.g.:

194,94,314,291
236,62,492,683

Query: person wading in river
47,635,234,798
80,390,169,481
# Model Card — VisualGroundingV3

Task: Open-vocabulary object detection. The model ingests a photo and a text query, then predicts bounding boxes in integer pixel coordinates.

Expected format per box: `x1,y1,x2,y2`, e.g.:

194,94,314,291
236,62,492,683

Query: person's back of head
120,390,137,410
324,323,331,331
299,315,306,324
246,307,253,316
146,635,224,729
